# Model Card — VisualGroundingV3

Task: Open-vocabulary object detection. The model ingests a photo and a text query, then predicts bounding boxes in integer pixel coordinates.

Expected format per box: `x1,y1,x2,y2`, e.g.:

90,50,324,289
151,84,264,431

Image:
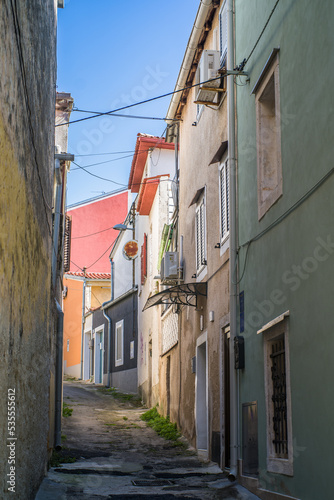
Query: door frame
94,325,105,384
195,331,208,458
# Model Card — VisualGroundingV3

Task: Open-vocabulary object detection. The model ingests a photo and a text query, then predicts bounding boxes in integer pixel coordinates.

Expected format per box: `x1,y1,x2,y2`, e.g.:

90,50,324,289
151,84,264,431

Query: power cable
75,150,136,157
73,109,168,121
10,0,52,235
72,161,127,186
71,225,117,240
56,75,222,127
236,0,281,71
236,164,334,283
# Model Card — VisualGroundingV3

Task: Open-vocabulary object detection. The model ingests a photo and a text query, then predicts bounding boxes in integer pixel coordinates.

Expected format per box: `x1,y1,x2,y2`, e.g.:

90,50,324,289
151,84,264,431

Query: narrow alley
36,381,259,499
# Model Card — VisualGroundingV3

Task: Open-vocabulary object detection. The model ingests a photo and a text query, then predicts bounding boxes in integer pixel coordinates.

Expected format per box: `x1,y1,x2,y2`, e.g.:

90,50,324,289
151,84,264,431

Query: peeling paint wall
0,1,57,498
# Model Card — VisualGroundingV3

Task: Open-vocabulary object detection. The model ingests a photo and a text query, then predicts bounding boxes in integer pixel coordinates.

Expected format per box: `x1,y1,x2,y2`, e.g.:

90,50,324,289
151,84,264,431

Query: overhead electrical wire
73,108,168,121
71,225,117,240
75,150,137,157
10,0,52,236
72,161,127,186
236,0,281,71
56,75,222,127
71,145,159,171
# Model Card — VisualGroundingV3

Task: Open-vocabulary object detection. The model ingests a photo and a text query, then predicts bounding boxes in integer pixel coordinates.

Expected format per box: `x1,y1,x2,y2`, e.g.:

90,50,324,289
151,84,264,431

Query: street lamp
113,223,133,231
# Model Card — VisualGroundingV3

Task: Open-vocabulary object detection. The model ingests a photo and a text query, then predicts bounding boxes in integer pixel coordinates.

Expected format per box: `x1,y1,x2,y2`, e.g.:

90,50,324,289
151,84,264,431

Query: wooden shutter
220,161,229,240
141,233,147,285
63,215,72,272
219,1,227,65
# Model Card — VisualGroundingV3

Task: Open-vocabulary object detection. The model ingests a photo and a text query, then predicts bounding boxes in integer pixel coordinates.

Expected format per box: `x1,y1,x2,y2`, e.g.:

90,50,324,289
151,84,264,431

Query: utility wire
10,0,52,235
237,0,281,71
75,150,137,157
73,109,168,121
56,75,222,127
71,224,117,239
72,161,127,186
236,164,334,283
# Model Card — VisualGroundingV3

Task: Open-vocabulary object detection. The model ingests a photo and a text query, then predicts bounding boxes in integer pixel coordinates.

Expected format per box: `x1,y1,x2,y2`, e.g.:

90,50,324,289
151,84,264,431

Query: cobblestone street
36,381,259,499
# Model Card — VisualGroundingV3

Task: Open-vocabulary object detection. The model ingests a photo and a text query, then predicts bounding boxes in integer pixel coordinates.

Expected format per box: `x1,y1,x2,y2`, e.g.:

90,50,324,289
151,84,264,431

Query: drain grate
132,479,173,487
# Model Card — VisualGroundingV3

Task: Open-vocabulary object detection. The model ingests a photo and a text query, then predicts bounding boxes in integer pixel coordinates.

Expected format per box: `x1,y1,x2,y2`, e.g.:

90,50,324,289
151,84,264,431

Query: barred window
261,314,293,476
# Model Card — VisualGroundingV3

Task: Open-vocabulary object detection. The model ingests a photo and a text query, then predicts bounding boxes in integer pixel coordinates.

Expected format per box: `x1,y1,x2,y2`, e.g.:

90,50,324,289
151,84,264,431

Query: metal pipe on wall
227,0,239,481
54,300,64,450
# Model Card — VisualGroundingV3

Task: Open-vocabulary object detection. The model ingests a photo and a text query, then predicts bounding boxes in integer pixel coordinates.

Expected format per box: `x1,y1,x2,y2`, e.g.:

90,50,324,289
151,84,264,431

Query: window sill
220,235,229,257
267,456,293,477
196,266,207,283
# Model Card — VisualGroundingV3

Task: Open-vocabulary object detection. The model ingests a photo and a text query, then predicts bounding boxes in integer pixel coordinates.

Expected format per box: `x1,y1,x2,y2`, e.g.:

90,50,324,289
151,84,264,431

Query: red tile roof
65,271,111,280
128,133,174,193
137,175,169,215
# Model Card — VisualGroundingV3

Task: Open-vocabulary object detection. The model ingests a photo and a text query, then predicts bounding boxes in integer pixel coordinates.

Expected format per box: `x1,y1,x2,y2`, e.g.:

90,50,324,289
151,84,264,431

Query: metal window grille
270,337,288,458
220,161,229,240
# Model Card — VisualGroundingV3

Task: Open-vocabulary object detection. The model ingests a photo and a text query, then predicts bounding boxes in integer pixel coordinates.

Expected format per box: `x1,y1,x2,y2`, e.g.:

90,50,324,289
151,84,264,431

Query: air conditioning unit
196,50,221,103
161,252,179,281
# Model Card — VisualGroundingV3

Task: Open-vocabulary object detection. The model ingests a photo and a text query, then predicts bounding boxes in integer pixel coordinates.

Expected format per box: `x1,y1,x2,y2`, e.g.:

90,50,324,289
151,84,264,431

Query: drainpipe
52,147,62,290
110,258,115,303
80,268,87,380
55,300,64,450
102,258,114,387
103,305,112,388
227,0,238,481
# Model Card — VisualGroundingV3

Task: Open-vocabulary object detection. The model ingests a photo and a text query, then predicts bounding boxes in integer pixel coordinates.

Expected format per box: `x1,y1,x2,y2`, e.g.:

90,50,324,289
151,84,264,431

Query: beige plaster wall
163,4,230,462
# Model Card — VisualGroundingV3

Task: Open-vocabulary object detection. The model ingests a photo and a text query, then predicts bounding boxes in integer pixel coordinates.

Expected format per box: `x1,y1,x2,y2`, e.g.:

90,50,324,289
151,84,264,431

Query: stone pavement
36,381,260,499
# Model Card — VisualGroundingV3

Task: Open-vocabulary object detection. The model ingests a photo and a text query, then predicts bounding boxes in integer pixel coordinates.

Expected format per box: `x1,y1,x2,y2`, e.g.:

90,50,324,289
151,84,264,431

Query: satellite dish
122,240,139,260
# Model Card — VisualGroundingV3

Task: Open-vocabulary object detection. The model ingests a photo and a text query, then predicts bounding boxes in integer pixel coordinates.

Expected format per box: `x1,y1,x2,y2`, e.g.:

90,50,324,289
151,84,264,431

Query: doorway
196,333,208,454
223,325,231,468
94,327,104,384
83,331,91,380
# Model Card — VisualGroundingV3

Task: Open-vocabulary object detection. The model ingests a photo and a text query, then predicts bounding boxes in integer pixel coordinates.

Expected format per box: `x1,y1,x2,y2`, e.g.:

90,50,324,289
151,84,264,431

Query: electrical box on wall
234,335,245,369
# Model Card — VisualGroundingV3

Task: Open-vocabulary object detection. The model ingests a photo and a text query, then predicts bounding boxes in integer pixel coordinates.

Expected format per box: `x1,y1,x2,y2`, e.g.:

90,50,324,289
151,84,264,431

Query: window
255,55,282,219
262,314,293,475
219,0,227,66
115,320,124,367
195,192,207,274
219,159,229,244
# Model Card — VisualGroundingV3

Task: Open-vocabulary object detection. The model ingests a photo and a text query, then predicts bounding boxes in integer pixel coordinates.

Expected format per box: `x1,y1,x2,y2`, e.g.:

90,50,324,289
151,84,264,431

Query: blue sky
57,0,199,206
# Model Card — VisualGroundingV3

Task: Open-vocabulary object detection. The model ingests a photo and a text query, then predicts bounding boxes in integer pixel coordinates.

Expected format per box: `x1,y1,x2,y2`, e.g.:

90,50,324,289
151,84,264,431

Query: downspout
54,300,64,450
102,306,112,388
227,0,238,481
52,147,62,290
80,268,87,380
102,258,114,388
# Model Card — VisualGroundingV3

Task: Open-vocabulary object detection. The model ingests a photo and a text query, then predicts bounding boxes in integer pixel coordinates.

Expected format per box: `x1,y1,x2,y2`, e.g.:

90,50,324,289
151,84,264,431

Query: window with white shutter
115,320,124,367
219,0,228,66
219,159,229,243
195,193,207,273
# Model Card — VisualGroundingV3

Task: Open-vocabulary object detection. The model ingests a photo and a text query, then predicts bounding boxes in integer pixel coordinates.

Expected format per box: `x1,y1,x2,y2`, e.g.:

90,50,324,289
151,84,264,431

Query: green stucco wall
235,1,334,498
